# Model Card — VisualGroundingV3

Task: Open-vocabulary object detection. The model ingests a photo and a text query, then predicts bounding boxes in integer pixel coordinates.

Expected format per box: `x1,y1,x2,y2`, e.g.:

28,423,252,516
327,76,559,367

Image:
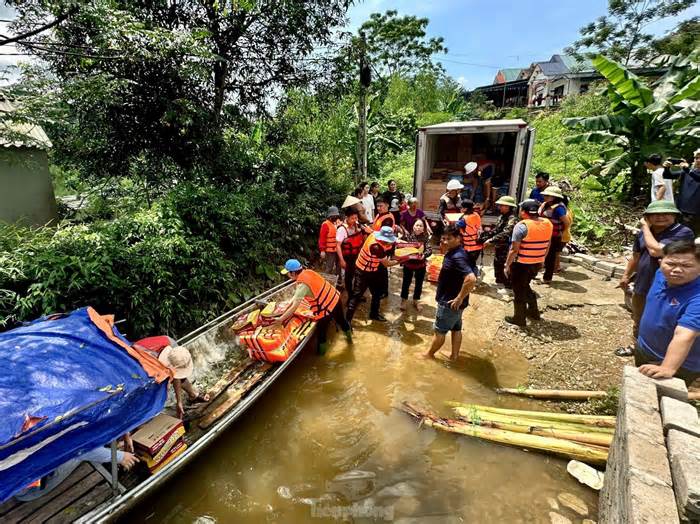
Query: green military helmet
541,186,564,199
494,195,518,208
644,200,681,214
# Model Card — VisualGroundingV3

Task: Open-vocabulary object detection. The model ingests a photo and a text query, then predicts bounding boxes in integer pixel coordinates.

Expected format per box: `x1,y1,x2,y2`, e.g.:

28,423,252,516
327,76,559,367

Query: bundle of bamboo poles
401,401,615,466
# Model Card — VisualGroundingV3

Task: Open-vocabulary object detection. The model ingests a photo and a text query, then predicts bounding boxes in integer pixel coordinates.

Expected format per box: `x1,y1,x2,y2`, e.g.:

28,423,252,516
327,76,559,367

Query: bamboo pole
496,388,608,400
451,407,615,435
452,408,612,447
402,403,608,466
446,402,616,428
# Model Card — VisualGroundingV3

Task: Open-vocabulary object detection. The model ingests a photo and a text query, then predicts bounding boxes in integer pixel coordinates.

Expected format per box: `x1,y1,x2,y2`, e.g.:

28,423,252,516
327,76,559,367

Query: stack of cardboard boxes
132,414,187,474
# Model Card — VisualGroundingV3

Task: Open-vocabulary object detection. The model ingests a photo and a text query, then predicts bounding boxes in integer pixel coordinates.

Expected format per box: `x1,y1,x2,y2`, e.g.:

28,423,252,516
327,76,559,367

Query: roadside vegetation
0,2,697,336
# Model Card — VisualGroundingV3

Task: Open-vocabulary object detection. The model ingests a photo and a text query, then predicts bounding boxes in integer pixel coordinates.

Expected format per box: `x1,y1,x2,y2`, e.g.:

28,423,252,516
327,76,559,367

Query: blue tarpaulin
0,307,168,502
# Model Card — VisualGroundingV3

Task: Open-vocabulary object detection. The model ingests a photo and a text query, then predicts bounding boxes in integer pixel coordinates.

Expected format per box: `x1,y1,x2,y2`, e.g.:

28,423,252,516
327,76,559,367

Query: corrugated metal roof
0,99,52,149
500,68,525,82
559,55,594,72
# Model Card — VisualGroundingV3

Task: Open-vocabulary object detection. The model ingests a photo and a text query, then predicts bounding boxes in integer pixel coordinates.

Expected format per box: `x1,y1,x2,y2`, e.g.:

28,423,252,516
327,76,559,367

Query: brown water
128,274,599,524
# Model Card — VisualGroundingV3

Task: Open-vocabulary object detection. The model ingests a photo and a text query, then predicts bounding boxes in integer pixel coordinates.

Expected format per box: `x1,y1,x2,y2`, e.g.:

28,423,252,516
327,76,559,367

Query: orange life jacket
516,218,553,264
296,269,340,320
373,212,395,231
460,213,483,252
239,322,300,363
338,223,364,257
356,235,386,272
320,219,338,252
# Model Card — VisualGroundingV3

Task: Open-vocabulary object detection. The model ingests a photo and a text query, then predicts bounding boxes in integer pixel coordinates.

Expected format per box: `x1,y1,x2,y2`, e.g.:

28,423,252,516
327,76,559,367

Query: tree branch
0,7,78,47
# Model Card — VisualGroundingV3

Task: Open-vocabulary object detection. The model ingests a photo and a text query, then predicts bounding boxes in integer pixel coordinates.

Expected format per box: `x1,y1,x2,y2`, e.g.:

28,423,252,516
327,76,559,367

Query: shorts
434,302,465,334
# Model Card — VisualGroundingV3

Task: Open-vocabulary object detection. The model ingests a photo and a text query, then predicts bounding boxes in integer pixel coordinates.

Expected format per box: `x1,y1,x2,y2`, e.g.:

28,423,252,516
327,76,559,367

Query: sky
1,1,698,87
346,0,700,88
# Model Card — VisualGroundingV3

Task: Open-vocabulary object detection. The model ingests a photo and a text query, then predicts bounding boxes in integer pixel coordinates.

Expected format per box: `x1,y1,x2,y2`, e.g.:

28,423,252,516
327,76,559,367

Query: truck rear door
516,127,536,201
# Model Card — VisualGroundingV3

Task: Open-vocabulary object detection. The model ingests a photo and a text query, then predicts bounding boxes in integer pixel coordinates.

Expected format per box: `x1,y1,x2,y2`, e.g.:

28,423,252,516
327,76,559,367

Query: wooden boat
0,277,325,523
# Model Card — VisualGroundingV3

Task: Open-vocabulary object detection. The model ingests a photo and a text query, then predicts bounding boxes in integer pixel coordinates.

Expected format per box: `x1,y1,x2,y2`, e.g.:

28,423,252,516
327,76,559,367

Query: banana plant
563,51,699,199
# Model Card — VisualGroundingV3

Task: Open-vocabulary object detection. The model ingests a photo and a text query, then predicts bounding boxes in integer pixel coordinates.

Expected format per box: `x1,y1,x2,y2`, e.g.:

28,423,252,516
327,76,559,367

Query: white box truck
413,119,536,226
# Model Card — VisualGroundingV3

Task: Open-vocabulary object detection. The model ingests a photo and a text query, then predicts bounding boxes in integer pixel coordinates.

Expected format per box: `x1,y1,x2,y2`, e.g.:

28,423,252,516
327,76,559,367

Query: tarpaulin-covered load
0,307,171,502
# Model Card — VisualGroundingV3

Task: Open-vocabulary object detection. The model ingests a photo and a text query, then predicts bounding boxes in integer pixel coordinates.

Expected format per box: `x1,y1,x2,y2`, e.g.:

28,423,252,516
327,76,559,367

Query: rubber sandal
614,346,634,357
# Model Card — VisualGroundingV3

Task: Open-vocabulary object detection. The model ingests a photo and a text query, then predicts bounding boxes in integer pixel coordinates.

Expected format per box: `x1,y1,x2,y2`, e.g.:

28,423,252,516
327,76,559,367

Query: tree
566,0,696,66
652,17,700,57
563,52,700,200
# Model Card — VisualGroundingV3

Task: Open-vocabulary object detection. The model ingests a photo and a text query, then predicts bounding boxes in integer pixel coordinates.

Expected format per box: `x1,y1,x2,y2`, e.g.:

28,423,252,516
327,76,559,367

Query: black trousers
378,264,389,298
343,255,357,293
466,250,481,276
318,301,351,345
510,262,541,323
543,237,562,281
347,269,382,321
494,244,510,286
401,266,426,300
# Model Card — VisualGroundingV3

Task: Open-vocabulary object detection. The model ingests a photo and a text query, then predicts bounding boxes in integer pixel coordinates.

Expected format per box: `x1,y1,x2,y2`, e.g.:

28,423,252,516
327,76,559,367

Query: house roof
0,99,52,149
559,54,594,72
498,68,525,82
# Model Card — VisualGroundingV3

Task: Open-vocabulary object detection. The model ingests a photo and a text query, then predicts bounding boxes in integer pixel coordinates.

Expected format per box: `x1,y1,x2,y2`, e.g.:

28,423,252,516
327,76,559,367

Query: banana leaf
592,55,653,109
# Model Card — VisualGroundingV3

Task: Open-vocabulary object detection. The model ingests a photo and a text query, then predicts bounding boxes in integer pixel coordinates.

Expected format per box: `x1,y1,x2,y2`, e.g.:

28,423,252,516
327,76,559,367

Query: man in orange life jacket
336,207,364,293
456,199,483,275
504,199,553,327
372,197,396,300
277,259,352,354
319,206,342,283
347,226,399,323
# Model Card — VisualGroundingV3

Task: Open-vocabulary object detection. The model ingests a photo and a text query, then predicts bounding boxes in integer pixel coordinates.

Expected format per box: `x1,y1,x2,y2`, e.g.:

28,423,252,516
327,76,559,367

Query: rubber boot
344,330,353,344
506,301,527,327
526,295,541,320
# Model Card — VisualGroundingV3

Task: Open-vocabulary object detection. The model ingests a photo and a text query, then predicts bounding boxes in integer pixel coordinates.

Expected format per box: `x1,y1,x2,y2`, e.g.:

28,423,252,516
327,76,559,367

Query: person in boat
456,199,483,275
438,179,463,226
503,199,553,327
14,446,140,502
336,207,364,293
276,259,352,354
346,226,399,323
318,206,342,284
425,225,476,360
133,336,209,419
481,195,518,288
636,240,700,386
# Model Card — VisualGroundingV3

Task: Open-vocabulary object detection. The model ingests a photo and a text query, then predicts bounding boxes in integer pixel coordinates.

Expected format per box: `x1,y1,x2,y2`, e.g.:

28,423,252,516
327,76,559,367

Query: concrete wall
600,366,700,523
0,147,57,227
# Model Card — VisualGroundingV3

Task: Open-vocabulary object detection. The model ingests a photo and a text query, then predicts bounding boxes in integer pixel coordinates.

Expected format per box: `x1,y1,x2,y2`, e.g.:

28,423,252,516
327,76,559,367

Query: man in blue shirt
616,201,694,357
529,172,550,203
663,149,700,235
425,225,476,360
636,240,700,386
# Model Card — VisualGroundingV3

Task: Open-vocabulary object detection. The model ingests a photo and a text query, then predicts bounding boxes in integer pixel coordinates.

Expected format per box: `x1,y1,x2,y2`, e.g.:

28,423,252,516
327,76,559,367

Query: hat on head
327,206,339,218
446,179,464,191
464,161,478,175
389,198,400,212
519,199,540,215
341,195,361,208
374,226,397,243
644,200,680,215
495,195,517,208
541,186,564,199
281,258,303,274
158,345,194,380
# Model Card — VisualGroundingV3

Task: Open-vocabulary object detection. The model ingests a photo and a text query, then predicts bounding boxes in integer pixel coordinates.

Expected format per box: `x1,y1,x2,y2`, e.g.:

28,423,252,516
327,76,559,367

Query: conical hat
342,195,361,208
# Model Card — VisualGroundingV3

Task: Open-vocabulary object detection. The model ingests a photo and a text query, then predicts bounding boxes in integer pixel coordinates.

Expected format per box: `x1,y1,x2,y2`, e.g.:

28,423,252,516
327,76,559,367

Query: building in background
0,99,57,226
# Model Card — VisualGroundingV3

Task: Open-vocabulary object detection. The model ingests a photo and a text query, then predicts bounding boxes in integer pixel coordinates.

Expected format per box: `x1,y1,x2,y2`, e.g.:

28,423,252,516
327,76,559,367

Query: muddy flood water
128,271,599,524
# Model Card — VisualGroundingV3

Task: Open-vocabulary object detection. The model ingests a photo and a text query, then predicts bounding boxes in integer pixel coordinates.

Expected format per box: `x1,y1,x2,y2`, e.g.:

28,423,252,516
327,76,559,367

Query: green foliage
566,0,696,65
564,53,700,198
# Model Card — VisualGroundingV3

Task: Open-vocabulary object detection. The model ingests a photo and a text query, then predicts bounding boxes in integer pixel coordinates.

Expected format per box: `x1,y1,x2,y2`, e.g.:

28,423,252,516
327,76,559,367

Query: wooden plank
20,471,103,524
2,463,94,523
199,363,272,429
43,483,113,524
0,499,22,518
206,360,256,401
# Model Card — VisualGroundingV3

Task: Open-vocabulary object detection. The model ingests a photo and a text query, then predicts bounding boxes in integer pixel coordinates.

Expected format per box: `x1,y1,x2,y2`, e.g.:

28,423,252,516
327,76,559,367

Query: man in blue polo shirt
616,201,694,357
636,240,700,386
529,172,551,203
425,225,476,361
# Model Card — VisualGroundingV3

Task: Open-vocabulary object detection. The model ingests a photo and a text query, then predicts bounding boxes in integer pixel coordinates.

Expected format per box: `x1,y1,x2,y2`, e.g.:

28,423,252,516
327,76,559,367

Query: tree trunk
213,59,228,123
629,159,647,201
356,85,368,185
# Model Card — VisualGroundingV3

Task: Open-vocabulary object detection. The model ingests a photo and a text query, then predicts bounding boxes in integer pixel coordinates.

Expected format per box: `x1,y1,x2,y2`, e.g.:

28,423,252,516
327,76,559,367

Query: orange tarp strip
87,307,173,384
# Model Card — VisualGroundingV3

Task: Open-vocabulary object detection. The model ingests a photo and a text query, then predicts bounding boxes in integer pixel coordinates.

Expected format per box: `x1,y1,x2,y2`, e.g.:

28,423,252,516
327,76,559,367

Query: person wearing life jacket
336,207,364,292
538,186,570,284
456,199,483,275
276,260,352,354
319,206,342,282
482,195,518,287
341,195,374,236
504,199,554,327
373,197,396,231
438,179,463,226
346,226,399,323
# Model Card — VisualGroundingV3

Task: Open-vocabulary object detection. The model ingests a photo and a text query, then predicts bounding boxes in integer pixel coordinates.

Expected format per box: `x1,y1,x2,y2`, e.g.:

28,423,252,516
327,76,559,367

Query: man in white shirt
647,153,674,203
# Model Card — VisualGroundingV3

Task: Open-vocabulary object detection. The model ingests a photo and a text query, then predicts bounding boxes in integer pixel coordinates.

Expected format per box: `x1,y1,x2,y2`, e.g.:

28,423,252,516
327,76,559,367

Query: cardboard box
149,440,187,474
132,413,185,456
